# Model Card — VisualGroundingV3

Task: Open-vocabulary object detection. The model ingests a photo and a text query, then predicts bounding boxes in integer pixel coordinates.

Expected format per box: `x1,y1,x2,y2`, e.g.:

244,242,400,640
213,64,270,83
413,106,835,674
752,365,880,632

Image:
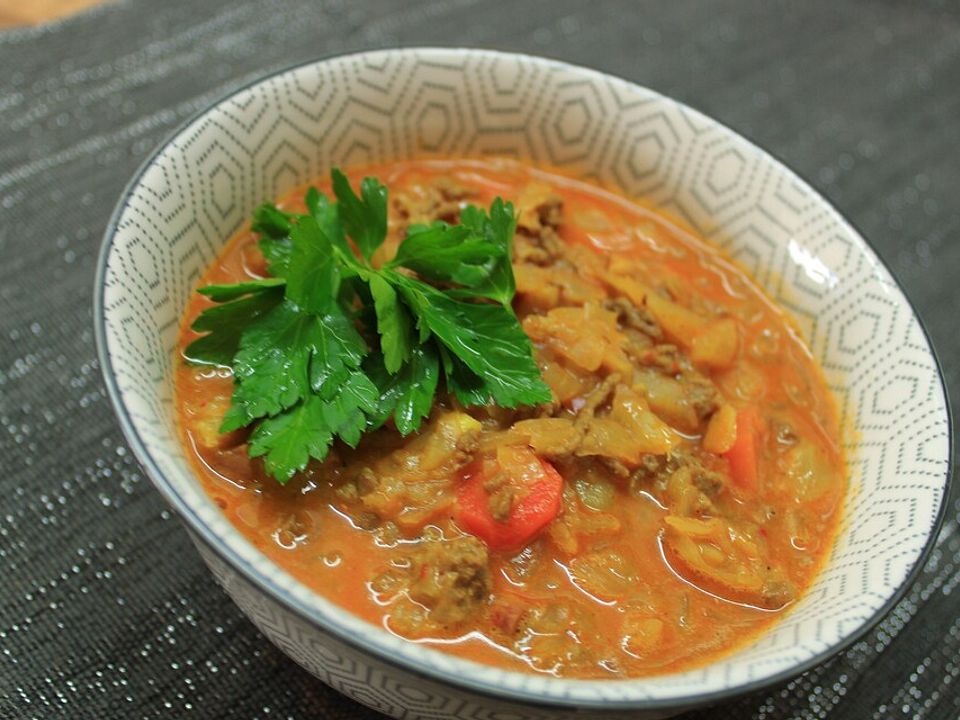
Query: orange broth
175,159,845,677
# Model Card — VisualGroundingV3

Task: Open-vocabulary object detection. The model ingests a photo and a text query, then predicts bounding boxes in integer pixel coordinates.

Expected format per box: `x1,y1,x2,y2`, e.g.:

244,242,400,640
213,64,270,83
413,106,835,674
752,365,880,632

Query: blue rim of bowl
93,47,955,712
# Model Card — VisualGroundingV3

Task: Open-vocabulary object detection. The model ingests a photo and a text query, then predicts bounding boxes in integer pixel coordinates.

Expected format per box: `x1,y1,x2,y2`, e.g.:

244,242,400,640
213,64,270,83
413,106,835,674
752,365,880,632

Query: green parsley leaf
436,346,488,407
368,273,414,373
331,169,387,261
320,371,380,447
259,235,293,277
305,190,348,253
247,367,380,482
184,287,283,366
366,344,440,435
286,216,340,313
389,222,493,285
248,396,334,482
387,272,551,407
252,204,300,277
391,201,518,309
448,199,517,307
197,278,286,302
220,301,320,431
307,303,368,400
186,169,549,483
453,299,549,405
252,203,293,238
305,186,323,218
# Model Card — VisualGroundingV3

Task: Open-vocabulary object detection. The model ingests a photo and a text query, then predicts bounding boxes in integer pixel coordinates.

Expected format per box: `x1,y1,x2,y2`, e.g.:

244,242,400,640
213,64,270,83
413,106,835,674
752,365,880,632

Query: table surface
0,0,106,29
1,1,958,718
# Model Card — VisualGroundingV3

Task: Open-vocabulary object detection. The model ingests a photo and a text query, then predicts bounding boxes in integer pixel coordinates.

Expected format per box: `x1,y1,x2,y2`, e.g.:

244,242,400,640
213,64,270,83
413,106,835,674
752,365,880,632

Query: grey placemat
1,1,958,718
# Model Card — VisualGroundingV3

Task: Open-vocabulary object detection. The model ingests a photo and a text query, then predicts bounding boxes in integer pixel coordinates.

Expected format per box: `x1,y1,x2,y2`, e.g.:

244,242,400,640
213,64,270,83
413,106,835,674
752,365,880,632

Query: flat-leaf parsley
184,169,550,482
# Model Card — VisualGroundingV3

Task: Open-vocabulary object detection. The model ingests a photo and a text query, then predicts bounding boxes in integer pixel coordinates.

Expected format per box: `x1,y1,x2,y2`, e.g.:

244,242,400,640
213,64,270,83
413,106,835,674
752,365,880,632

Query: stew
175,158,846,678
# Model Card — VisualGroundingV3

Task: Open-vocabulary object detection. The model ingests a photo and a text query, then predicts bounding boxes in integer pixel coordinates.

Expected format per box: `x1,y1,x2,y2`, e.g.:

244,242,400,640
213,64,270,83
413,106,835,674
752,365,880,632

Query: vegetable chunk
454,446,563,552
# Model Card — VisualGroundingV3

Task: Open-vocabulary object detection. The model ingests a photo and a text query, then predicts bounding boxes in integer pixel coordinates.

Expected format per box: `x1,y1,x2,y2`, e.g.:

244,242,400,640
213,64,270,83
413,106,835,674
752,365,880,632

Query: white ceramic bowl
95,49,952,719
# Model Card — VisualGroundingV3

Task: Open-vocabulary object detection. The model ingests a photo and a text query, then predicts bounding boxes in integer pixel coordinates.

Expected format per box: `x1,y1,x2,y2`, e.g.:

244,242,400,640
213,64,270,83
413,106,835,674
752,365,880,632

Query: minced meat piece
634,343,720,424
605,297,663,340
631,453,669,486
686,375,719,424
631,449,725,498
576,373,621,418
638,344,683,374
486,486,516,522
483,470,516,521
408,535,491,626
759,577,796,609
691,463,725,497
514,189,565,266
516,188,563,234
507,396,563,423
599,456,631,479
392,177,474,226
514,226,566,266
535,193,563,229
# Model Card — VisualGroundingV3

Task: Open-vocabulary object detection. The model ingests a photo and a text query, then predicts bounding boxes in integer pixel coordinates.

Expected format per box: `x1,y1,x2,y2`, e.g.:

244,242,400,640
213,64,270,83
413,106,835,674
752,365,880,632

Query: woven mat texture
1,1,958,718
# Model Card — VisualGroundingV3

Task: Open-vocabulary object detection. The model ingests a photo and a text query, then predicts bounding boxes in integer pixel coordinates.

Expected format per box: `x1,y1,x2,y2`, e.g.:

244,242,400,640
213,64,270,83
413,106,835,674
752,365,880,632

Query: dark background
1,1,958,718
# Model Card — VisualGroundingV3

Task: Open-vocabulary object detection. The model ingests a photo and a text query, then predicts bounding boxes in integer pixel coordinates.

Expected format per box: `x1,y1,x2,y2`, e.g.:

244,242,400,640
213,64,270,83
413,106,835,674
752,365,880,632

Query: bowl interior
97,48,951,704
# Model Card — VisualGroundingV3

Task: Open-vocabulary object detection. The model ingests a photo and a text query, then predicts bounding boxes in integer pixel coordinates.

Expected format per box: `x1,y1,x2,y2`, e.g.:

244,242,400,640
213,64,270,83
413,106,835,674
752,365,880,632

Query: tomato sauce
175,159,845,677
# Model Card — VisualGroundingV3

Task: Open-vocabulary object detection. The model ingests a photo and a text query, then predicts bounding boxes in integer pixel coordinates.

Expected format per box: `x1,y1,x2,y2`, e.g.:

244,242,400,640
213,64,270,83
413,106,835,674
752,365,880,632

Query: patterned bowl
94,49,952,719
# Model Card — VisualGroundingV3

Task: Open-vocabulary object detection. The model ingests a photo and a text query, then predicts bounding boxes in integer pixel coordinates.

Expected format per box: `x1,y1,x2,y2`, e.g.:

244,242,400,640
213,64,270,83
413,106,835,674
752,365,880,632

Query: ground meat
468,403,521,427
633,343,720,424
605,297,663,340
334,465,372,502
375,521,401,546
622,328,656,358
274,511,312,547
692,465,725,497
514,192,566,266
333,466,382,517
456,429,481,455
434,177,472,202
631,449,725,500
515,602,596,672
508,396,563,423
598,456,631,479
516,189,563,233
638,344,683,373
535,193,563,229
759,577,796,609
686,375,719,424
486,486,515,521
333,480,358,502
392,177,474,226
407,535,491,626
514,226,566,266
483,471,516,521
632,448,732,517
577,373,621,418
535,399,563,418
353,511,381,531
632,453,669,486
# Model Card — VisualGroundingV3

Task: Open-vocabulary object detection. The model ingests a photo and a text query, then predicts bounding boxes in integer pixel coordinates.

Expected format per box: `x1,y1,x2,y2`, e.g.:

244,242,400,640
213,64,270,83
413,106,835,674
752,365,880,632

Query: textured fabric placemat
1,1,958,718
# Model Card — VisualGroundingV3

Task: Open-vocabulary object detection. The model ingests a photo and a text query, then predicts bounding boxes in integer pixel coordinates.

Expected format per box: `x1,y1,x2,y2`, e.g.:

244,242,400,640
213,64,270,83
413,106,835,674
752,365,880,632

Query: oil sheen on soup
175,159,846,678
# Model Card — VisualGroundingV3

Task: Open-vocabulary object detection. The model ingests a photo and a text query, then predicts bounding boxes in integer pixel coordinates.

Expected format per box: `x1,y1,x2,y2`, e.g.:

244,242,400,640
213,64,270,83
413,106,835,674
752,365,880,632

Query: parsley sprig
184,169,550,482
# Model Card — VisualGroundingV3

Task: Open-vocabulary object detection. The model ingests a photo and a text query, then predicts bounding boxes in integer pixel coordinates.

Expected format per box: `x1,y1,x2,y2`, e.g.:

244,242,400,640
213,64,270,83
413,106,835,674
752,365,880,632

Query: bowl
95,48,952,719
